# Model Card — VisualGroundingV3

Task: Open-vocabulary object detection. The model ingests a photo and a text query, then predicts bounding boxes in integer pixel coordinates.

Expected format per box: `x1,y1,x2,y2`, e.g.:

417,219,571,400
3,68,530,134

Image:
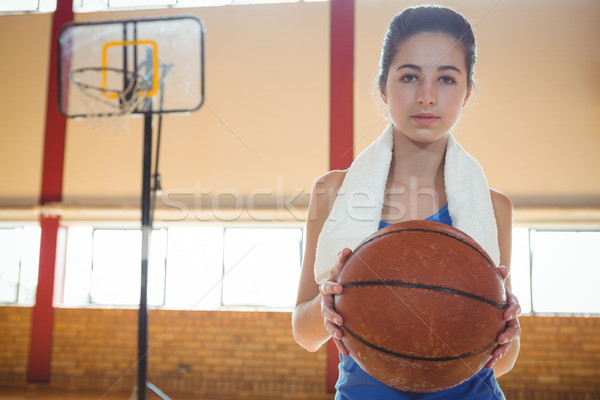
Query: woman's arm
292,170,347,352
487,189,521,377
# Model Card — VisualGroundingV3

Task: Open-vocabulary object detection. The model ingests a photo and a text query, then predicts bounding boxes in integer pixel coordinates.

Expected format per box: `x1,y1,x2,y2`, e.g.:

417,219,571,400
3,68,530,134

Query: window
74,0,326,12
64,227,168,306
509,228,600,315
222,228,302,308
0,226,40,305
62,225,304,309
164,226,224,309
530,230,600,314
0,0,324,13
0,0,56,13
3,223,598,314
510,227,532,314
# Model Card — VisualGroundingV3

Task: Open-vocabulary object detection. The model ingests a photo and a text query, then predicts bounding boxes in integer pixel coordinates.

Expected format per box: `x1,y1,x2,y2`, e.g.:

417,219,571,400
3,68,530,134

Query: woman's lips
411,114,440,124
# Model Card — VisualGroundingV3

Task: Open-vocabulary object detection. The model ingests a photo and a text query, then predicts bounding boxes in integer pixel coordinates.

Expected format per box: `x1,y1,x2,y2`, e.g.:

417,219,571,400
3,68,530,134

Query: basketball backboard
58,15,205,118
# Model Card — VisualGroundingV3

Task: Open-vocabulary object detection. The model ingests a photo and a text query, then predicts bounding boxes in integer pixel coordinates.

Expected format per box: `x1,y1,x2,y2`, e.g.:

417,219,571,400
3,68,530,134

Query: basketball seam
342,324,498,362
355,227,496,270
341,281,507,309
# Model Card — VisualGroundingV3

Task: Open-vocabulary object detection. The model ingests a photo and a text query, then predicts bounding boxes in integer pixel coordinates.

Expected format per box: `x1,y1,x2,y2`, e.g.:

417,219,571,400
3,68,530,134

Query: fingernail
499,337,508,344
334,331,342,339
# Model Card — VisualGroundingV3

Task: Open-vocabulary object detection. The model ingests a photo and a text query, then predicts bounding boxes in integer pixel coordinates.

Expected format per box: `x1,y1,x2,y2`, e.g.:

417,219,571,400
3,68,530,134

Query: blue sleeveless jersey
335,204,506,400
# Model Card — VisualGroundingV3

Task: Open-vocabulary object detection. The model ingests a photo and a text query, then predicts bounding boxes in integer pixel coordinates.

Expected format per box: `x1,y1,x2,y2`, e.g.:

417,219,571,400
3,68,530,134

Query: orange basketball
333,219,507,392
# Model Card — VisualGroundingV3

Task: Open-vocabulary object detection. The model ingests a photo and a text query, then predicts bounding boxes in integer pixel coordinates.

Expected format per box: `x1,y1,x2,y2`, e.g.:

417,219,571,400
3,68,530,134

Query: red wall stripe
28,0,73,383
328,0,355,392
40,0,73,205
329,0,355,171
27,216,60,382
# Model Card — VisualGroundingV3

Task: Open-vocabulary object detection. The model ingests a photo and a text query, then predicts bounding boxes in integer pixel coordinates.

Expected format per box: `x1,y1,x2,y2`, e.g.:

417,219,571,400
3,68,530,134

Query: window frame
524,227,600,316
2,220,599,316
60,223,305,310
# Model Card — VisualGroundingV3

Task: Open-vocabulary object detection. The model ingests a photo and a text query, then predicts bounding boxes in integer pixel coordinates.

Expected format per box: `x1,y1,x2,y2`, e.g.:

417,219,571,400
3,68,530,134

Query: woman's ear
463,85,472,107
380,88,388,105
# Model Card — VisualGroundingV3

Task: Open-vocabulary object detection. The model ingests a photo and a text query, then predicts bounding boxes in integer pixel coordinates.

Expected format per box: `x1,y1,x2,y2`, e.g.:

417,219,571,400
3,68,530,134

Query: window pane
18,226,41,305
148,229,167,306
165,227,223,310
91,230,142,305
222,228,302,308
64,227,94,305
64,227,166,306
76,0,327,11
510,227,531,314
108,0,176,6
0,227,40,305
531,230,600,314
0,229,21,302
0,0,40,12
176,0,229,6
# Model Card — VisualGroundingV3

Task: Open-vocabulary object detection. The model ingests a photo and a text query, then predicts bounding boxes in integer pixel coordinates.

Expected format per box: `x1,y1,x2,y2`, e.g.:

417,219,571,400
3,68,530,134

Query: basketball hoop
57,15,205,400
68,66,153,132
69,66,152,114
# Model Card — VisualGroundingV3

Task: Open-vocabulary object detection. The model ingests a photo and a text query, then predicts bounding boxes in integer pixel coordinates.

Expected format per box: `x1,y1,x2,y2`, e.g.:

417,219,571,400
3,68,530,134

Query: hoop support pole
138,107,153,400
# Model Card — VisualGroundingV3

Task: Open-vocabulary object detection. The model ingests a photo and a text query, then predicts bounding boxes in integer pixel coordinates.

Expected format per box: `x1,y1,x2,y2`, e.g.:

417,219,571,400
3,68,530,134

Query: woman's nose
417,81,436,105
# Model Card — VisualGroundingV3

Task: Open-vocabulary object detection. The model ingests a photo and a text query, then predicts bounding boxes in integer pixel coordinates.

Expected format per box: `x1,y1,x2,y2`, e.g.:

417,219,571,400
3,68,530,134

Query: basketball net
70,67,153,133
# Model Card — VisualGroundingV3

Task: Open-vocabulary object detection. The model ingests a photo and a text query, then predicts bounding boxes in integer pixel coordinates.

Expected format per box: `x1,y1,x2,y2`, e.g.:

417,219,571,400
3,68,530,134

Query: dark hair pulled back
377,5,477,92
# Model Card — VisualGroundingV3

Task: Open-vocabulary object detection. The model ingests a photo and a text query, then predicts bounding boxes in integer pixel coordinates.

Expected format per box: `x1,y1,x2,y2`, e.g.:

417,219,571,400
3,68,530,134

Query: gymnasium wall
1,0,600,399
0,0,599,211
354,0,600,207
1,307,600,398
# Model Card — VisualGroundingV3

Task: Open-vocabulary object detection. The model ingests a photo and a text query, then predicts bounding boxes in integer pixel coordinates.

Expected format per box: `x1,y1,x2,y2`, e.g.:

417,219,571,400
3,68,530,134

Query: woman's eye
439,76,456,84
401,74,418,83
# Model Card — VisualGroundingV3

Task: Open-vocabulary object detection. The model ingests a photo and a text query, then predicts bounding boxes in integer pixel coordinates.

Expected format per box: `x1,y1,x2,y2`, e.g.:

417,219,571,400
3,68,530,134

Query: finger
333,336,349,357
497,322,521,345
325,319,344,341
320,296,344,326
497,265,510,281
484,340,513,370
319,281,343,296
329,248,352,281
503,299,522,321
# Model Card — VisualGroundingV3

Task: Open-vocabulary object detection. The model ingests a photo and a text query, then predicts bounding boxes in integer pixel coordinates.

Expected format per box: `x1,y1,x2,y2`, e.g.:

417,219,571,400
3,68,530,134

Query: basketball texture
333,219,507,392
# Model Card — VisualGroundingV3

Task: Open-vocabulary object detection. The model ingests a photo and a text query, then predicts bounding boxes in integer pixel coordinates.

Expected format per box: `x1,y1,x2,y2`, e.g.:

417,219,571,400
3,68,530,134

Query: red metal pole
327,0,354,393
27,0,73,382
329,0,354,171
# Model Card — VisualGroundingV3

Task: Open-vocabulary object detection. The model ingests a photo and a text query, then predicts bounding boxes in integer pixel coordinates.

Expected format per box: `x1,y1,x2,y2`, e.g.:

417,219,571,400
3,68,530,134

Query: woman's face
381,32,471,144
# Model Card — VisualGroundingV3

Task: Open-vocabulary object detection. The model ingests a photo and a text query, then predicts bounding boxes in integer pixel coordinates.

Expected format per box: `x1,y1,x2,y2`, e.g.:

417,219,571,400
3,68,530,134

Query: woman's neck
381,129,448,222
388,131,448,187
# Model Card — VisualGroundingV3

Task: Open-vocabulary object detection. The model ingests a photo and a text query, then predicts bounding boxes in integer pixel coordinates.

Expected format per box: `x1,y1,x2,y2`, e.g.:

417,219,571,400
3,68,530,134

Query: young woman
292,5,521,399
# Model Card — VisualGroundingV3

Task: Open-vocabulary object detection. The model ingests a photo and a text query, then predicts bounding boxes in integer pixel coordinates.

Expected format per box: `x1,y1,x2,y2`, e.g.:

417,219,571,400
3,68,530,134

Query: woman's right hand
319,247,352,356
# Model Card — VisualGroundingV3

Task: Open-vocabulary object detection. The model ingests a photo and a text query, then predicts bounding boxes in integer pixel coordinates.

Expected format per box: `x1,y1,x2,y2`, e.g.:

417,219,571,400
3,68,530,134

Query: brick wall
1,307,599,398
0,307,331,399
0,306,31,386
499,316,600,399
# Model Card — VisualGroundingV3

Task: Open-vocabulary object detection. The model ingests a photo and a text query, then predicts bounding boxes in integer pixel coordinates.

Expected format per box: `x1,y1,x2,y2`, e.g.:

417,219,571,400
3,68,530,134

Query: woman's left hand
485,265,522,370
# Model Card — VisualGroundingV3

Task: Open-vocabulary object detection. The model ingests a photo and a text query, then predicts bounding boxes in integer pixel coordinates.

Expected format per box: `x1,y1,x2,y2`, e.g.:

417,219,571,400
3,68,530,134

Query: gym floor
0,389,231,400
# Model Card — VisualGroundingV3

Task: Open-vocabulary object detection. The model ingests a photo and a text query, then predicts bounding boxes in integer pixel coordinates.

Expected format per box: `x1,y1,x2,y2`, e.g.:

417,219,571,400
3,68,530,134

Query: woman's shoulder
313,169,347,192
308,170,348,217
490,189,513,240
490,188,512,216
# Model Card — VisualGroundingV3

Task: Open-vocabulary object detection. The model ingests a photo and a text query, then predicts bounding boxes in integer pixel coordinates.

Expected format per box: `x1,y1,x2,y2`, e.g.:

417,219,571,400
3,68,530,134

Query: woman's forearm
494,337,520,378
292,294,331,352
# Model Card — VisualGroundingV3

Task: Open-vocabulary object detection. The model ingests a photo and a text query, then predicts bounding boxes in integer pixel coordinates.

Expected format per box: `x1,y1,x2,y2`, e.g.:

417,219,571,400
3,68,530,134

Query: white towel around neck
314,124,499,284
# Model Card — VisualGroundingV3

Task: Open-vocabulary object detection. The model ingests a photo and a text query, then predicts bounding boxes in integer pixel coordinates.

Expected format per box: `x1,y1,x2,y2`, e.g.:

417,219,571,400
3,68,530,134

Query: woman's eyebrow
438,65,461,74
396,64,421,71
396,64,462,74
